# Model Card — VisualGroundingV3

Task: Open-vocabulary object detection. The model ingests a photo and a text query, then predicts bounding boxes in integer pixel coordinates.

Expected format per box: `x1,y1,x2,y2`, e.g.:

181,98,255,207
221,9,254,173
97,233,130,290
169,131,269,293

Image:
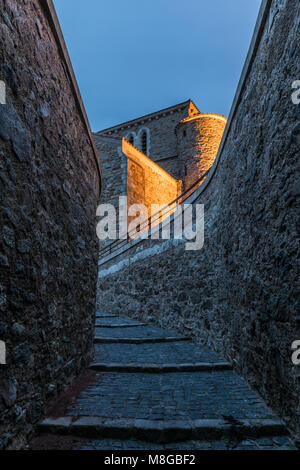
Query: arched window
126,133,135,145
141,131,147,154
137,128,150,156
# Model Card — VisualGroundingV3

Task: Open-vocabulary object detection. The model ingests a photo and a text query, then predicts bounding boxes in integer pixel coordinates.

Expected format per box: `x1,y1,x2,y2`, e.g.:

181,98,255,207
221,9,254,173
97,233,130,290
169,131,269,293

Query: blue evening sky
53,0,261,132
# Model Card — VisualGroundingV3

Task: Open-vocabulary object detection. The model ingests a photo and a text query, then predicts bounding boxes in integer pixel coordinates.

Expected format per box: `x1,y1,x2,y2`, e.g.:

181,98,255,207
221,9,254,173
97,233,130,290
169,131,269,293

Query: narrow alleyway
31,313,295,450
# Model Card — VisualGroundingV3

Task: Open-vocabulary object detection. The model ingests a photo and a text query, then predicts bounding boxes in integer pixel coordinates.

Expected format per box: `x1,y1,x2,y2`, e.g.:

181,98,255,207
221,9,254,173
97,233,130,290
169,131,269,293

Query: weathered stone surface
176,114,226,190
0,0,100,450
0,254,9,266
3,225,15,248
11,323,25,336
0,379,17,408
0,103,32,162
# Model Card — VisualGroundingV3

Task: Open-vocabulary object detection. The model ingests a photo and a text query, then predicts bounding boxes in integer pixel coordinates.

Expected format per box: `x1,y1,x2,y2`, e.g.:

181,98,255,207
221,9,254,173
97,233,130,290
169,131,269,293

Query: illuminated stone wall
123,140,182,228
176,114,227,190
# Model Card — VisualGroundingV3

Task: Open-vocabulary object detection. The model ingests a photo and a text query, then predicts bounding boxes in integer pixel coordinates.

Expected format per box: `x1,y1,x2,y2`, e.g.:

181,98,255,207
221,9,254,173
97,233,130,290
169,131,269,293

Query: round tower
176,113,227,191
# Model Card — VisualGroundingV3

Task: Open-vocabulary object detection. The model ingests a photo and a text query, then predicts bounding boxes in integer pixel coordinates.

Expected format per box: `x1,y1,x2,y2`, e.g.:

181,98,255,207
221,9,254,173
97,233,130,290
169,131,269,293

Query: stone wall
154,155,180,181
93,135,125,240
93,135,124,205
124,140,181,228
0,0,100,449
97,0,300,439
176,114,227,190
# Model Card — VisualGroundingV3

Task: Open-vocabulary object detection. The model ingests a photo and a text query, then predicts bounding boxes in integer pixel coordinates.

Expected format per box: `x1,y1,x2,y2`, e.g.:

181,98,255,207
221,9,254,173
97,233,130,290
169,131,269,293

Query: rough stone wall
93,135,124,205
97,0,300,438
176,114,227,190
93,135,125,239
154,155,180,180
0,0,100,449
124,140,181,227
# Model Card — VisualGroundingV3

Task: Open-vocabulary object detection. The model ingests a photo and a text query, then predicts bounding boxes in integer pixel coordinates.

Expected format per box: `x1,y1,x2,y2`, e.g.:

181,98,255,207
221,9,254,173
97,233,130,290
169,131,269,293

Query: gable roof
94,99,200,135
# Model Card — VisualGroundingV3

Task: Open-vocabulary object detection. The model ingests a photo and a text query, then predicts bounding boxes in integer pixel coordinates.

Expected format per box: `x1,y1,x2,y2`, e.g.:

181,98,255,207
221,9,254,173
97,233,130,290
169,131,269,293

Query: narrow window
141,131,147,154
128,134,134,145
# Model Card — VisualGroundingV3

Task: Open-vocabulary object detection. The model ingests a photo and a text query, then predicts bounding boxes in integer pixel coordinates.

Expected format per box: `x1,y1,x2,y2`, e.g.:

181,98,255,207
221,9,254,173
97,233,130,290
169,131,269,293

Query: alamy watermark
0,340,6,365
291,80,300,105
96,197,204,251
292,340,300,366
0,80,6,105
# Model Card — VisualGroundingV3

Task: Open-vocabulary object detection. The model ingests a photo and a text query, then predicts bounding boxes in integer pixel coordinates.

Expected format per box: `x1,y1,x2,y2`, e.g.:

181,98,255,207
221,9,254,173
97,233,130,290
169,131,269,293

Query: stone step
94,324,185,340
89,362,233,373
95,323,147,328
96,314,119,319
94,342,226,365
31,435,295,450
94,336,191,344
39,417,287,444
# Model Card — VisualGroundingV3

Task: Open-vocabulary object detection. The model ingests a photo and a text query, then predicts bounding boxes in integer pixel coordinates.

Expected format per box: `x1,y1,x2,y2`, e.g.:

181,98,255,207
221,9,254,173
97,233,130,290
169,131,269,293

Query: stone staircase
32,313,295,450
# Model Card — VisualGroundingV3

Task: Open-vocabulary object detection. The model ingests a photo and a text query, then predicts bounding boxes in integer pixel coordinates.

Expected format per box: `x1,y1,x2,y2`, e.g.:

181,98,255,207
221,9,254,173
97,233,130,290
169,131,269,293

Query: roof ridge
95,100,192,134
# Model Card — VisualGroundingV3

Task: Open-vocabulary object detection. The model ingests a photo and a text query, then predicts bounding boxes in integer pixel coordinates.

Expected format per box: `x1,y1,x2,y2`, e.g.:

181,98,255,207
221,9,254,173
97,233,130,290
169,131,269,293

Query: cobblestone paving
65,371,275,420
36,314,296,450
95,325,182,339
94,342,223,364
